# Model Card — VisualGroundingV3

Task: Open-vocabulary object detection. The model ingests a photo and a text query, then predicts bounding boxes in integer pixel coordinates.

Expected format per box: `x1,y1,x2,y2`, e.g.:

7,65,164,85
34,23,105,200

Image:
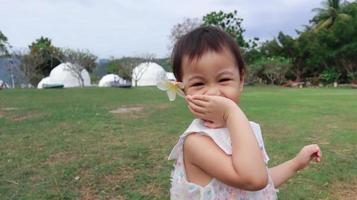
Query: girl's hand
293,144,322,171
185,94,238,128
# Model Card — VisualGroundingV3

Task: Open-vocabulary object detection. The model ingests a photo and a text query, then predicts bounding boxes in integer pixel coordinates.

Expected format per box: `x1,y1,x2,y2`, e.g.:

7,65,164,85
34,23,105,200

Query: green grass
0,87,356,199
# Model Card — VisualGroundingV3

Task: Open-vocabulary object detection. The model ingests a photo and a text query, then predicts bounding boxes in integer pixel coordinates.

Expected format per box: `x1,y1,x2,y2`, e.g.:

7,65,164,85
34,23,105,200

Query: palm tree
311,0,350,31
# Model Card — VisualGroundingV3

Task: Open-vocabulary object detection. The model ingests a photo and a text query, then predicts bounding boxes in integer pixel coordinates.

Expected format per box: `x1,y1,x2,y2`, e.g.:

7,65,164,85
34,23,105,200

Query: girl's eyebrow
187,70,235,82
217,70,234,77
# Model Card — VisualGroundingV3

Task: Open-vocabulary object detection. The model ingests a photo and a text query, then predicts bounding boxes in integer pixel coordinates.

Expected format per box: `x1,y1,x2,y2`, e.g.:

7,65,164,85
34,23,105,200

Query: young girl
165,26,322,199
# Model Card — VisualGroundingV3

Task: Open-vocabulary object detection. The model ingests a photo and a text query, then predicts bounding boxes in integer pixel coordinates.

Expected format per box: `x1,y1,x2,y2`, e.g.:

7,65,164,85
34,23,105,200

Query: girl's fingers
309,144,320,154
313,156,320,163
187,105,200,118
187,105,205,119
316,149,321,162
187,101,206,114
191,94,210,102
187,97,209,108
313,145,321,158
311,145,321,163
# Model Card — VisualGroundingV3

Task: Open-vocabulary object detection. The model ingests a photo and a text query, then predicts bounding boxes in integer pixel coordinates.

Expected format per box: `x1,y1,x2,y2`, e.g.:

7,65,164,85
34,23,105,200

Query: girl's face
181,49,244,104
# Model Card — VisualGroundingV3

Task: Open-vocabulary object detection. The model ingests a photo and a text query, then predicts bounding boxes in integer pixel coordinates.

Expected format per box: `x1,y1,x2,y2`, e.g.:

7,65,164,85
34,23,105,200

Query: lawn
0,86,356,199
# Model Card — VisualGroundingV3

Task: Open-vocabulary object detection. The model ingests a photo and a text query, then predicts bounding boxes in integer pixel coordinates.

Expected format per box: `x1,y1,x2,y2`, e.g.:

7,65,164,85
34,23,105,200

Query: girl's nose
204,87,221,96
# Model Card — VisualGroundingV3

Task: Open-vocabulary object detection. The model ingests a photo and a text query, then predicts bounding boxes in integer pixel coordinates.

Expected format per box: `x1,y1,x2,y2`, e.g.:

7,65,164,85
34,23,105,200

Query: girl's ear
178,81,186,94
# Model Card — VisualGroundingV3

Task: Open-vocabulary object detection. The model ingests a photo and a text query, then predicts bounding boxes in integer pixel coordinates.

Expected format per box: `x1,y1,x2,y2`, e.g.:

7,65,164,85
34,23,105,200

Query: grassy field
0,86,356,199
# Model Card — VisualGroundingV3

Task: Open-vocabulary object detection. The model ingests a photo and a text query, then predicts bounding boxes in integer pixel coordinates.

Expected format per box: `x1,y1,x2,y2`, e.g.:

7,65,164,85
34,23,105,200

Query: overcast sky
1,0,326,59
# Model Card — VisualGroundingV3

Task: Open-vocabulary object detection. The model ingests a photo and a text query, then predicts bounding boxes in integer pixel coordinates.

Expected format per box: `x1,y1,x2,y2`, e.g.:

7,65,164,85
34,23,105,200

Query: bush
248,56,291,85
321,68,341,84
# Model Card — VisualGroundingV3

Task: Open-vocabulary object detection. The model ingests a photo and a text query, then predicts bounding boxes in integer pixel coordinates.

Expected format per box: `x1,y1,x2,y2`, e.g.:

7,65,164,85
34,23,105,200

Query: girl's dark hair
171,26,245,82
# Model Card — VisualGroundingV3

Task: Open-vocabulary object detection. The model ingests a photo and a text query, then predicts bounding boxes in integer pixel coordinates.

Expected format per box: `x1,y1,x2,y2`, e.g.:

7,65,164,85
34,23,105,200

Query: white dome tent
37,77,51,89
37,63,91,88
98,74,126,87
166,72,176,81
132,62,166,86
50,63,91,88
0,80,10,89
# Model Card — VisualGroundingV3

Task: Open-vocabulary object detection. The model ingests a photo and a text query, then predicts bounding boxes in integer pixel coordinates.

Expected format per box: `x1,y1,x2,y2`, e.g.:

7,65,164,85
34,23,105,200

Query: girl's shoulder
168,119,269,163
168,119,226,160
181,119,264,145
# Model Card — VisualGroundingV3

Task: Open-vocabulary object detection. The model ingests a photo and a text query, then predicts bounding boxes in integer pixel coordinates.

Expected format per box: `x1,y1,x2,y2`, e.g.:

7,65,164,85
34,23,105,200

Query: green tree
19,37,62,85
259,31,327,82
250,56,291,85
311,0,351,31
315,2,357,82
213,2,357,85
203,10,247,47
19,51,46,86
28,36,62,77
288,31,324,82
0,31,10,56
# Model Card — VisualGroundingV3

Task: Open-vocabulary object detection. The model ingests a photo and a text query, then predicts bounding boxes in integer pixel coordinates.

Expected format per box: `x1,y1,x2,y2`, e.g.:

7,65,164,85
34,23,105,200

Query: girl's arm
185,95,268,190
184,133,267,190
269,159,299,188
225,103,268,188
270,144,322,188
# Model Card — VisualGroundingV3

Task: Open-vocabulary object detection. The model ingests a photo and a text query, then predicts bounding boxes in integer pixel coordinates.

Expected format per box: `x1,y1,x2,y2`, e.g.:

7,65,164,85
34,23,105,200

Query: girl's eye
220,78,231,82
191,82,203,87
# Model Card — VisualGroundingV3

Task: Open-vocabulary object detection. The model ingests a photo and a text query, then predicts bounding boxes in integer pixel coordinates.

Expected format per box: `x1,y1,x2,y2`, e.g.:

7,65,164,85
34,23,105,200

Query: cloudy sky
1,0,325,59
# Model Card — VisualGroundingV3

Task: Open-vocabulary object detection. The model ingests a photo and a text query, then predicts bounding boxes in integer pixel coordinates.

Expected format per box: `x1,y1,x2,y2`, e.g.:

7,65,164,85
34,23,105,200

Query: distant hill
92,57,172,81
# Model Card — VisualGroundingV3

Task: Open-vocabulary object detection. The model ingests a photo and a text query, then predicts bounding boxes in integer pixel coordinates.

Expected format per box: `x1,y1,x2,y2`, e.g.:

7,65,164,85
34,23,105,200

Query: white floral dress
168,119,278,200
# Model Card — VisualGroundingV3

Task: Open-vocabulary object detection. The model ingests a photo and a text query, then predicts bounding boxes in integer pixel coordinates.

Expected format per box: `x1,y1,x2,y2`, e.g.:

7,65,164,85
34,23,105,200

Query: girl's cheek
186,88,201,96
194,90,205,96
